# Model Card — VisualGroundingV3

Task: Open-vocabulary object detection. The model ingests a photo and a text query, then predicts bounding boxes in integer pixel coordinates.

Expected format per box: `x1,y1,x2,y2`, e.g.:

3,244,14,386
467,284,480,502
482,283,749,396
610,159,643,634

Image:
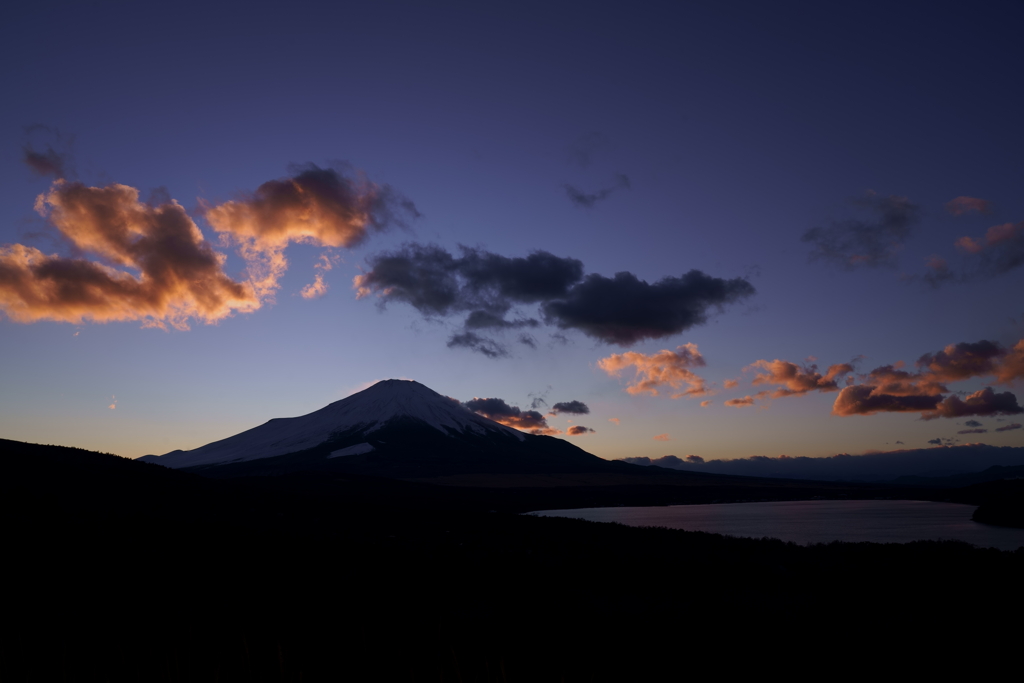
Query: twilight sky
2,1,1023,462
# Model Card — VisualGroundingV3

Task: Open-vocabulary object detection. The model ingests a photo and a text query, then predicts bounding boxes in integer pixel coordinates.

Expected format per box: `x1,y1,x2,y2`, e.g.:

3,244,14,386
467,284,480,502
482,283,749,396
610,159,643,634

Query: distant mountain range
140,379,618,478
622,446,1024,483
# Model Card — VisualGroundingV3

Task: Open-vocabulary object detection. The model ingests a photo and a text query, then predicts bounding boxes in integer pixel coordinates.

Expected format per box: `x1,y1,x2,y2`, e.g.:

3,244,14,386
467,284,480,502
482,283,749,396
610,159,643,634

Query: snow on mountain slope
140,379,525,469
328,442,375,458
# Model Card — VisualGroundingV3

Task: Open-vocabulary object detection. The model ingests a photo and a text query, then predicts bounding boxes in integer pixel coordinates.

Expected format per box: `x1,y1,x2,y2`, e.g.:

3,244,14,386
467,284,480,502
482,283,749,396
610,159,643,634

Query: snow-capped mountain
140,379,605,477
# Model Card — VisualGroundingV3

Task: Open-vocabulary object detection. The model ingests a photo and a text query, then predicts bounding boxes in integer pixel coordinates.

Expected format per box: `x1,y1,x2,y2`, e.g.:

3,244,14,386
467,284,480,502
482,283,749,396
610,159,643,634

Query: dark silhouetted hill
4,437,1024,680
893,464,1024,487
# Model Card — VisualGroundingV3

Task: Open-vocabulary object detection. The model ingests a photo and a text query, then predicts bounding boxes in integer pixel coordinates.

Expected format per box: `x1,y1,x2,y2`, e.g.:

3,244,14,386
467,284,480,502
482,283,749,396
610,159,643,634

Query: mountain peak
141,378,525,469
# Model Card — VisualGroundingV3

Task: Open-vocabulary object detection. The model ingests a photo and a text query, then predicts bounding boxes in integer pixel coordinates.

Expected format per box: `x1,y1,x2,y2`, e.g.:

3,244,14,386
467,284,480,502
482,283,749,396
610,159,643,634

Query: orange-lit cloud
725,391,770,408
723,379,739,389
749,359,854,398
0,181,259,329
597,344,709,398
462,396,561,435
832,339,1024,419
607,417,620,425
997,340,1024,384
700,400,712,407
948,220,1024,284
300,253,338,299
945,196,991,216
567,425,595,435
956,222,1022,254
653,433,670,441
954,236,984,254
206,165,417,300
917,340,1005,382
922,387,1024,421
832,385,941,416
108,395,116,410
925,254,949,271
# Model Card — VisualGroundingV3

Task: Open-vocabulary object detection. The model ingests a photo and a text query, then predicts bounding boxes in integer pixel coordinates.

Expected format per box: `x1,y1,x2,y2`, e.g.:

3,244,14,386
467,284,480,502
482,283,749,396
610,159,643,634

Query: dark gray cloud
925,223,1024,286
528,387,550,411
917,340,1005,381
957,428,988,434
924,387,1023,420
357,244,584,318
541,270,756,345
996,423,1022,432
551,400,590,415
446,331,508,358
550,332,571,345
464,310,540,329
833,385,942,416
517,333,537,348
567,425,595,435
964,420,984,428
357,243,755,352
975,225,1024,276
462,397,557,434
22,125,73,178
802,193,920,269
564,174,630,208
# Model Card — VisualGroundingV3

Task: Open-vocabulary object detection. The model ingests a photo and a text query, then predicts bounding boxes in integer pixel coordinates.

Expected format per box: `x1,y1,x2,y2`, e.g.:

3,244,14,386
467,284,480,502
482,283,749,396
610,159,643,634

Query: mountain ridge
139,379,606,477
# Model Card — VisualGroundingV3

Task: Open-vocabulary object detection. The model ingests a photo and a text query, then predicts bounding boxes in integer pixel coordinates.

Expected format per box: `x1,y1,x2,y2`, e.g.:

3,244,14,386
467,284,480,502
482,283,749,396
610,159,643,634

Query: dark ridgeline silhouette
5,379,1024,679
623,445,1024,482
140,379,613,478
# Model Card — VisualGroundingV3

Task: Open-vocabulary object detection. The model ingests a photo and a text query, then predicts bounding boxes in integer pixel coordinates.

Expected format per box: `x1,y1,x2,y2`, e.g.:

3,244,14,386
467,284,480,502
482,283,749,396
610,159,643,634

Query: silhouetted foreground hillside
2,439,1021,680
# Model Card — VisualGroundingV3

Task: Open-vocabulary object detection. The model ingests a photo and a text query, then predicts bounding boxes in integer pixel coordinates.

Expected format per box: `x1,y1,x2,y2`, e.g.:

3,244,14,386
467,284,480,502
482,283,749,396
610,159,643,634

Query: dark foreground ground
3,439,1023,680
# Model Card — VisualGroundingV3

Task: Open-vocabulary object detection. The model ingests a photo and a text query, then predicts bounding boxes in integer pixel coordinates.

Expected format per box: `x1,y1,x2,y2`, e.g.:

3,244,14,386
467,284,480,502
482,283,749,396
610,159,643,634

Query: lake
528,500,1024,551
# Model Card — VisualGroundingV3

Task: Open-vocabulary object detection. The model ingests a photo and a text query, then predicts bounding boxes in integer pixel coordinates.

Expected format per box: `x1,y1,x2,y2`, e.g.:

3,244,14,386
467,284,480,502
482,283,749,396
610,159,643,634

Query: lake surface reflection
529,500,1024,551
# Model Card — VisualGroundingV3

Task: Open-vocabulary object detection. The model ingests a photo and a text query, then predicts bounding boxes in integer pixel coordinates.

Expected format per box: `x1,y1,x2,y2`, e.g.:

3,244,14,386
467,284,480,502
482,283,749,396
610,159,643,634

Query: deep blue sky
2,1,1022,460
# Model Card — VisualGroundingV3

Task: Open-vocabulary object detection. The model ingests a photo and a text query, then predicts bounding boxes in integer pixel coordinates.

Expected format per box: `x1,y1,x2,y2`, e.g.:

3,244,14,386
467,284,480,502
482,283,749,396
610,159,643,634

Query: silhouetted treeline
2,439,1022,680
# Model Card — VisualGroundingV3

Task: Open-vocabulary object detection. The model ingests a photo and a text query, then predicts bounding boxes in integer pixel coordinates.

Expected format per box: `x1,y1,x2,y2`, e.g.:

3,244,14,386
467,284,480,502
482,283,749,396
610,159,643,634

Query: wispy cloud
22,125,74,178
566,131,609,168
802,192,920,269
300,252,339,299
945,196,991,216
725,391,771,408
564,174,630,208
